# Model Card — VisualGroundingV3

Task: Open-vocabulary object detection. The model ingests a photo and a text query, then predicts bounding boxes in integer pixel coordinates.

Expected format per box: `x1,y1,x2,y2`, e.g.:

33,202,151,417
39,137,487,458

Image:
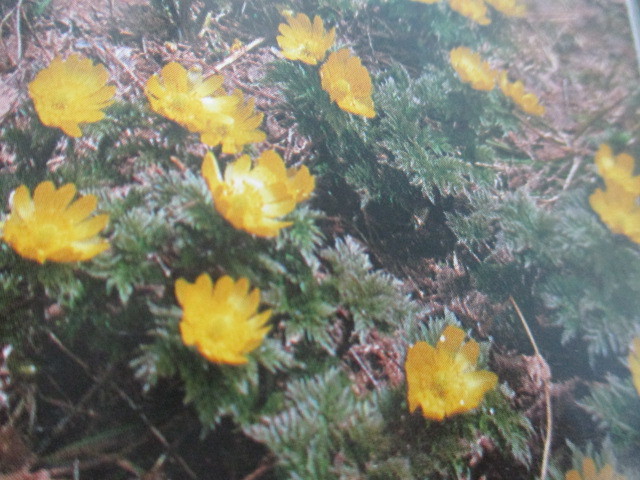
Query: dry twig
46,332,197,480
509,297,552,480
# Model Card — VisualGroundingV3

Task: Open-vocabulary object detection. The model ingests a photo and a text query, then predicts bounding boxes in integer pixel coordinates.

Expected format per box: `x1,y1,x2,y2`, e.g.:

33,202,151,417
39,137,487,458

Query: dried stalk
509,296,552,480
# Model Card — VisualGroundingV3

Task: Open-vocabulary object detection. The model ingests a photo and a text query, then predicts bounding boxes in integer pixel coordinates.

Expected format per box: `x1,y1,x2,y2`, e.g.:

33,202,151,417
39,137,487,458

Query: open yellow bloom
145,62,226,133
201,150,315,237
628,337,640,396
200,90,266,154
1,181,109,263
498,72,545,116
485,0,526,16
594,144,640,194
405,325,498,421
565,457,627,480
589,181,640,244
277,13,336,65
28,54,116,137
448,0,491,25
589,146,640,244
450,47,497,91
175,273,271,365
320,48,376,118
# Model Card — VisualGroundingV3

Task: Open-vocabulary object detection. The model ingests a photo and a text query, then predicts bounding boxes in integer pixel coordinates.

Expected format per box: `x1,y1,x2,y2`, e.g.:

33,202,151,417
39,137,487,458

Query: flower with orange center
319,48,376,118
28,54,116,137
145,62,228,133
1,181,109,263
498,72,545,116
485,0,526,16
277,13,336,65
593,144,640,194
448,0,491,25
565,457,627,480
405,325,498,421
628,337,640,396
449,47,497,91
201,150,315,237
200,90,266,154
175,273,271,365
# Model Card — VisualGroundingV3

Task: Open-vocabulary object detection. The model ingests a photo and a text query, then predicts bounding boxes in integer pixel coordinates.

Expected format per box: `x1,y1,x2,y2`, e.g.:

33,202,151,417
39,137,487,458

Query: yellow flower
175,273,271,365
485,0,526,16
629,337,640,396
201,150,315,237
28,54,116,137
498,72,545,116
200,90,266,154
145,62,226,133
448,0,491,25
1,181,109,263
589,145,640,244
405,325,498,421
565,457,627,480
319,48,376,118
594,144,640,194
449,47,497,91
277,13,336,65
589,182,640,244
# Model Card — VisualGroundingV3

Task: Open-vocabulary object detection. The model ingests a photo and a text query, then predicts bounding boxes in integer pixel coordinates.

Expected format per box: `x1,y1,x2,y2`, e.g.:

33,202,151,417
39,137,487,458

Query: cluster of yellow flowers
565,457,627,480
405,325,498,420
589,144,640,244
4,50,321,367
449,46,545,116
27,54,265,155
413,0,527,25
277,13,376,118
145,62,265,154
412,0,525,25
180,148,313,363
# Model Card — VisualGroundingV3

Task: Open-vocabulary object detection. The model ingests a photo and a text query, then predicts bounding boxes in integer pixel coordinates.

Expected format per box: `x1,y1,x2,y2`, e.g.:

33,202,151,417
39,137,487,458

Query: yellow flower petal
320,48,376,117
277,13,335,65
450,47,497,91
485,0,526,16
200,91,266,153
498,72,545,116
590,147,640,244
405,326,497,420
201,150,313,237
11,186,34,219
1,181,109,263
629,337,640,396
28,55,115,137
175,273,271,365
448,0,491,25
65,194,99,223
564,457,627,480
565,471,582,480
594,144,640,194
145,62,229,134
